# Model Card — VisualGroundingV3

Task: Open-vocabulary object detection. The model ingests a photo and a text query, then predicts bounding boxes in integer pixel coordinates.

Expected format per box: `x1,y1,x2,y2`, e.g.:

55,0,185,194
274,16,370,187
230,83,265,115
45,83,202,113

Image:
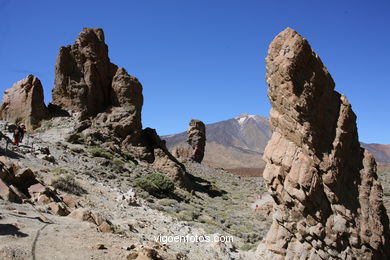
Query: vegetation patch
51,174,87,195
70,147,84,153
135,172,175,198
89,147,113,160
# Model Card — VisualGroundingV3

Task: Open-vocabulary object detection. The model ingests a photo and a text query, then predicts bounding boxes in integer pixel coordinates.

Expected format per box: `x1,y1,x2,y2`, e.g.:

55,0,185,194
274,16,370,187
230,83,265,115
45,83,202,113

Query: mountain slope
164,114,271,169
361,143,390,163
163,114,390,169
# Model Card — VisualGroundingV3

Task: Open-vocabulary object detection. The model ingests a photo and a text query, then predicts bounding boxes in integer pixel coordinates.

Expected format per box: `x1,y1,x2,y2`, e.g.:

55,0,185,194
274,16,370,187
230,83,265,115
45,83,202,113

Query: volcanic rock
257,28,390,259
0,75,48,130
142,128,189,185
187,119,206,163
52,28,118,117
53,28,144,149
172,119,206,163
52,28,189,186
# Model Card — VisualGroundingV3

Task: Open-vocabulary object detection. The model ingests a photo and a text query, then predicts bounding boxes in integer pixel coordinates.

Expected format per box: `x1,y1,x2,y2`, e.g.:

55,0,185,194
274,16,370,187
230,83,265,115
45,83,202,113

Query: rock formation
187,119,206,163
142,128,189,185
172,119,206,163
52,28,118,117
53,28,187,184
257,28,390,259
0,75,48,130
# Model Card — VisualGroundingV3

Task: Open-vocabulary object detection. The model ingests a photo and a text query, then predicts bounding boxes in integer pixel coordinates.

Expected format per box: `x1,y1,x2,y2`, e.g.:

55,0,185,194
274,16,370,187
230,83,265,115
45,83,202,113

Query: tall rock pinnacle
257,28,390,259
53,28,188,185
52,28,118,117
187,119,206,163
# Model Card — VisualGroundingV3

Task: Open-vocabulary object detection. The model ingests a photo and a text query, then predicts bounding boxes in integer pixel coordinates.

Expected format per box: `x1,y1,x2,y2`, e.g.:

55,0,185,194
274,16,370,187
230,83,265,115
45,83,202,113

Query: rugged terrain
0,117,273,259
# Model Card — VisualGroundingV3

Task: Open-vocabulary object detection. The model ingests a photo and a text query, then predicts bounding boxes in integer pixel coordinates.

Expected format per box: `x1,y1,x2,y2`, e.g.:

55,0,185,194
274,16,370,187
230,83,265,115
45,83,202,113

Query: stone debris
0,157,71,216
68,208,113,233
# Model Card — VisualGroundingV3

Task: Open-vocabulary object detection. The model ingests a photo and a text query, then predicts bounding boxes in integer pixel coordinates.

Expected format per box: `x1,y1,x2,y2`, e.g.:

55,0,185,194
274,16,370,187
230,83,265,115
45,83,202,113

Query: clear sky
0,0,389,143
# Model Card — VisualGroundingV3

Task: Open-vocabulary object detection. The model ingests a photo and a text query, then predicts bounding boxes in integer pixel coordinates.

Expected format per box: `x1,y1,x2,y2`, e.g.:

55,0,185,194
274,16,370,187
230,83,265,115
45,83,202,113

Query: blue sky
0,0,389,143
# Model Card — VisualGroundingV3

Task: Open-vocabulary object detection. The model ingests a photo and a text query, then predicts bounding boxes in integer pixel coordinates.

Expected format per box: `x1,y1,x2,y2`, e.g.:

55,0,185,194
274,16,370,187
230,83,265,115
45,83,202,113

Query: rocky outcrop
53,28,188,184
172,119,206,163
188,119,206,163
52,28,118,117
0,75,48,130
53,28,145,146
257,28,390,259
142,128,189,186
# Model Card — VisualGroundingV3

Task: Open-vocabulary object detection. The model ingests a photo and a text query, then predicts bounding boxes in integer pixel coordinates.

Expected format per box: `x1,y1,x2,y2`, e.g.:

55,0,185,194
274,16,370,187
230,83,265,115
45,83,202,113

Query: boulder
0,75,48,130
0,178,21,203
98,221,113,233
48,202,70,216
61,194,79,208
256,28,390,259
68,208,94,222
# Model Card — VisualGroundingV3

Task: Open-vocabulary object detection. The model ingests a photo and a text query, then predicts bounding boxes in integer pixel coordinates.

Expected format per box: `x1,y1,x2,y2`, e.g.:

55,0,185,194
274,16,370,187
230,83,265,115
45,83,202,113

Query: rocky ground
0,117,274,260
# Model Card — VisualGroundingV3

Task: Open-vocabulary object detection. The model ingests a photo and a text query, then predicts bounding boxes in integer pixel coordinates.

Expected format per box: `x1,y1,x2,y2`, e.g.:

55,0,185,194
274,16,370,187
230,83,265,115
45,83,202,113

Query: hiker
19,124,26,143
13,125,24,146
13,127,21,146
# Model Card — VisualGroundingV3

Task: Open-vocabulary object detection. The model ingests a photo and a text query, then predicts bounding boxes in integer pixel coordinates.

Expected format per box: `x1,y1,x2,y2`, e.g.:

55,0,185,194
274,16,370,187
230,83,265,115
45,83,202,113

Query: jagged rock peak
0,74,48,130
52,28,119,117
257,28,390,259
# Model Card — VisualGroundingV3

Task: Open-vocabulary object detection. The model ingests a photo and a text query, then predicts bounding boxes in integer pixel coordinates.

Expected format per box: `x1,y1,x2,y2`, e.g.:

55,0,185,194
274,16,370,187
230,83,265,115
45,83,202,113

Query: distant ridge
163,114,390,169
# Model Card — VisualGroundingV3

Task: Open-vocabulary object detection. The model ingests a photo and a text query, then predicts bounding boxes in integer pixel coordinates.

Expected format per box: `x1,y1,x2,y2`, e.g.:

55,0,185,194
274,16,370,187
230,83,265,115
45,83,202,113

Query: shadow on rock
0,147,24,159
0,224,28,237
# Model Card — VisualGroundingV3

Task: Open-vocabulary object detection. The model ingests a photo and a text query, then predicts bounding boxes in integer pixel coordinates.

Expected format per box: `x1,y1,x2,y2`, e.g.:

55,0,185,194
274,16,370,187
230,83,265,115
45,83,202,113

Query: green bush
177,210,195,221
112,158,124,166
70,147,84,153
89,147,113,160
51,174,86,195
135,173,175,198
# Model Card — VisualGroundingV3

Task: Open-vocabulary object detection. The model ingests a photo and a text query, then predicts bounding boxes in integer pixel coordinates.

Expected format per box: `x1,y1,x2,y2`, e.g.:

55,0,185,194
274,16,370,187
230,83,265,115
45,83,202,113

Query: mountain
163,114,271,169
163,114,390,169
361,143,390,163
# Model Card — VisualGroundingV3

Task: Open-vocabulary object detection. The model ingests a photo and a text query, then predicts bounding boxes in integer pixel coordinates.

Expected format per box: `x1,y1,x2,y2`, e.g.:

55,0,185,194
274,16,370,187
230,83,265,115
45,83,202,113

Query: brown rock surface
52,28,118,117
142,128,189,185
257,28,390,259
52,28,188,185
187,119,206,163
171,119,206,164
0,74,48,130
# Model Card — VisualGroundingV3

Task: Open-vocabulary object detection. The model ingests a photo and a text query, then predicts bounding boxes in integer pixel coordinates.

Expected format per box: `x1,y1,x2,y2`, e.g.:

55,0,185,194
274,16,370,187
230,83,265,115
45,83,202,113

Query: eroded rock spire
257,28,390,259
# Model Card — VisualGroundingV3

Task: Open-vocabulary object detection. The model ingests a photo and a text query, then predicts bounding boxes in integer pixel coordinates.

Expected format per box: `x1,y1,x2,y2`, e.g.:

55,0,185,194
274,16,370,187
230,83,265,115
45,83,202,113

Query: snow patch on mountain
235,113,257,126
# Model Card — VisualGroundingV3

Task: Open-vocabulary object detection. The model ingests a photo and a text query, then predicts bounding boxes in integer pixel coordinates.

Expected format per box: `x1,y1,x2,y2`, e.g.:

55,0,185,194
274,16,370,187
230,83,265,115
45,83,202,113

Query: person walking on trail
13,125,24,146
13,126,21,146
19,124,26,143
